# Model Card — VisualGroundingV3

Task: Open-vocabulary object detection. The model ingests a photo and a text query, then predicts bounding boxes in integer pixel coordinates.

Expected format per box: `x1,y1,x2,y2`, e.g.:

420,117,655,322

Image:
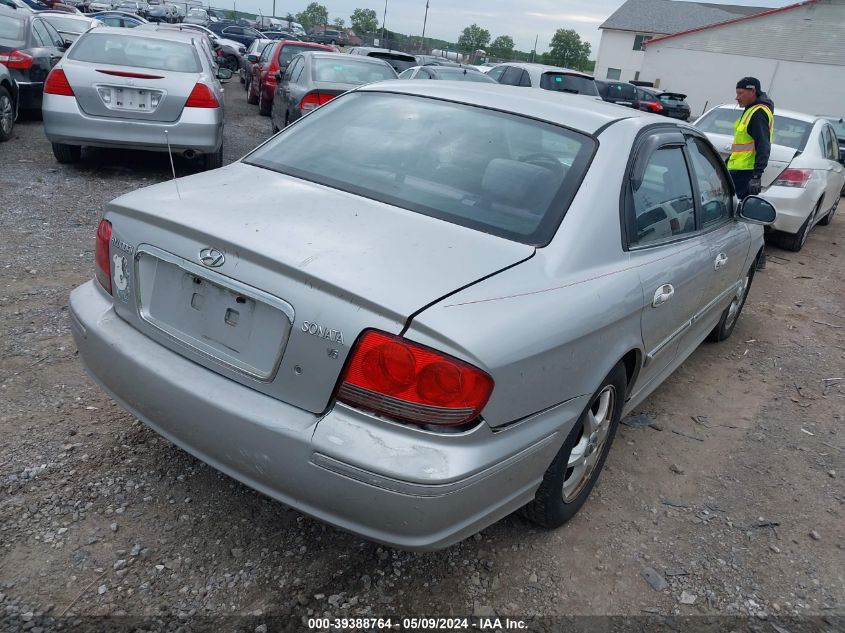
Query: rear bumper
69,280,582,550
42,93,223,154
16,81,43,110
762,184,818,234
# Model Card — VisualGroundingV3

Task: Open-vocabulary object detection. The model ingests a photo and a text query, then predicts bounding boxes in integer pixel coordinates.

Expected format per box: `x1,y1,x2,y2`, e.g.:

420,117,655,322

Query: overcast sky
239,0,795,54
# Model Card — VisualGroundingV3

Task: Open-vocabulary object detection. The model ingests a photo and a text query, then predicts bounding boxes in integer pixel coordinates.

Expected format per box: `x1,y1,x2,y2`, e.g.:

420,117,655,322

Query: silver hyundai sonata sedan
69,82,775,550
42,27,230,169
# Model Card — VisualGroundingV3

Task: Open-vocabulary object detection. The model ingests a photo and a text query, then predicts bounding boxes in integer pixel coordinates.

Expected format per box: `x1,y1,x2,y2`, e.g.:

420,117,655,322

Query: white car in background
696,104,845,251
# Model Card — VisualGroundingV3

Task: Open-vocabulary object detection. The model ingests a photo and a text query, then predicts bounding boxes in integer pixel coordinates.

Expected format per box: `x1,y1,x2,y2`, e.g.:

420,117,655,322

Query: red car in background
247,39,334,115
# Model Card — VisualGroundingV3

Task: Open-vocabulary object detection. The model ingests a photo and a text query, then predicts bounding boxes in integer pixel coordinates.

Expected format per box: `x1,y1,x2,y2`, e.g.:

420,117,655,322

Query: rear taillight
647,101,663,113
773,168,812,188
185,83,219,108
299,91,335,112
95,219,112,294
337,330,494,427
0,50,33,70
44,69,75,96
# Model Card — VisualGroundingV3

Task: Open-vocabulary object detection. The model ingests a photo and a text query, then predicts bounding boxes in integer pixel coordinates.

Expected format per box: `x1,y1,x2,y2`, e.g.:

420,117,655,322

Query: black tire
52,143,81,164
223,55,239,72
707,262,756,342
818,197,838,226
203,145,223,170
246,82,259,105
258,89,271,116
770,199,820,252
0,86,14,142
520,363,626,529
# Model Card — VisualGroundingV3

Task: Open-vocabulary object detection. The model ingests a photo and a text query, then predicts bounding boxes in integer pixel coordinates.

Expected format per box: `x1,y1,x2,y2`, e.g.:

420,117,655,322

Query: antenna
164,130,181,200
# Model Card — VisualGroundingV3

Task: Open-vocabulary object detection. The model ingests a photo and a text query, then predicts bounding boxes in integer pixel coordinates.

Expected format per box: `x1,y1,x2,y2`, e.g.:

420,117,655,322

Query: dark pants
729,170,766,269
729,170,754,199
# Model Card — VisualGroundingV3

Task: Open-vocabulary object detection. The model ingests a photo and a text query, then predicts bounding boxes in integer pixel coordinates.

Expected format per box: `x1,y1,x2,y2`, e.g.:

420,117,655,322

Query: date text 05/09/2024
306,617,529,630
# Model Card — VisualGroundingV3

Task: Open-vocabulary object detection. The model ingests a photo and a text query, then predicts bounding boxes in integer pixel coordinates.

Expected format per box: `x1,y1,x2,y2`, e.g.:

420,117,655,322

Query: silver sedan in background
69,82,775,550
42,26,231,169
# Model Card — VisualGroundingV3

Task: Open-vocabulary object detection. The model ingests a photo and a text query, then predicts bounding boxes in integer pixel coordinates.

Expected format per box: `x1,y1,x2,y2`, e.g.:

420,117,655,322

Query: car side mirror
274,71,283,81
738,195,776,225
216,67,233,81
247,54,258,63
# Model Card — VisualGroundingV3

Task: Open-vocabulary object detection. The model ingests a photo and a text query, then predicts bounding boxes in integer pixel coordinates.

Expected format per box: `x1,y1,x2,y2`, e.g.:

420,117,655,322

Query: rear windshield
601,82,636,100
696,107,811,150
313,58,395,83
43,16,90,34
0,14,26,43
245,92,596,245
368,52,415,71
69,32,201,72
433,68,494,82
825,117,845,138
278,43,320,65
540,72,599,96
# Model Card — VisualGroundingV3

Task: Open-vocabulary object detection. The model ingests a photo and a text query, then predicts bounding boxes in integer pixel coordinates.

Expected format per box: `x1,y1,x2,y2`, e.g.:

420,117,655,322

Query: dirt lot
0,87,843,633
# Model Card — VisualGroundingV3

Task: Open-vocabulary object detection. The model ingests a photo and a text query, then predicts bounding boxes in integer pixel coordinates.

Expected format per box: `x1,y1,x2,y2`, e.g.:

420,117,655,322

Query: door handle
652,284,675,307
714,253,728,270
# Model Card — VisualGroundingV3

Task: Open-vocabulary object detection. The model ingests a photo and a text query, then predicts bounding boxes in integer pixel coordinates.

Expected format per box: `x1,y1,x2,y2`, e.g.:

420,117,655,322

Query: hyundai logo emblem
199,247,225,268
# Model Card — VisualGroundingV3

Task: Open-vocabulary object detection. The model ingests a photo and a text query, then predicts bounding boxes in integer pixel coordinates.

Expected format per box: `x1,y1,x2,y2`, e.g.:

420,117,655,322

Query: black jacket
745,93,774,177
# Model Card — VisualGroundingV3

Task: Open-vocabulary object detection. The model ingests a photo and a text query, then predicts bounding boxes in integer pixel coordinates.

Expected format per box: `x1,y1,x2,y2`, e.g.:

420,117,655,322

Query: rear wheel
520,363,626,529
818,197,838,226
707,263,755,342
52,143,81,164
258,89,271,116
247,81,259,105
203,145,223,170
0,86,14,142
771,198,820,252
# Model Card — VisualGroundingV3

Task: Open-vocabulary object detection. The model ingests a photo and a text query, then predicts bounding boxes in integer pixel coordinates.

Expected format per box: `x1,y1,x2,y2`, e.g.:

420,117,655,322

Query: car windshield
313,58,395,83
697,108,812,150
0,14,26,43
433,68,494,82
44,16,90,34
69,33,201,72
245,92,596,245
540,72,599,96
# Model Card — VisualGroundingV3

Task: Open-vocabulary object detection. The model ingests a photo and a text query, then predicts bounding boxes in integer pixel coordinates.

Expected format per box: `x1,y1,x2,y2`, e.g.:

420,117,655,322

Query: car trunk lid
705,131,796,187
104,162,534,414
62,56,200,122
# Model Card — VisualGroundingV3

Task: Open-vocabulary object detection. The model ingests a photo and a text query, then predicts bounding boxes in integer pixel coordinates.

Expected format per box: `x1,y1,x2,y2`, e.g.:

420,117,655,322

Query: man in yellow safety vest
729,76,774,269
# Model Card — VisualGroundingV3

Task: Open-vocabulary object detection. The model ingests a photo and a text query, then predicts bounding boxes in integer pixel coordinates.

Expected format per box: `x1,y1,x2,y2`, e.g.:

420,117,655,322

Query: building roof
600,0,773,34
646,0,816,44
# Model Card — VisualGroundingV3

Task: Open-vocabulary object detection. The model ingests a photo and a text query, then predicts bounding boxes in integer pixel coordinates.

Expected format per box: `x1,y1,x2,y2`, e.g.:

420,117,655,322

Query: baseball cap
736,76,762,92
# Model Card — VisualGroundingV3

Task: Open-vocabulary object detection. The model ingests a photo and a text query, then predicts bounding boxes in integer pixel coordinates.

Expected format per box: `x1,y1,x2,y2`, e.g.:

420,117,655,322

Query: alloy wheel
562,385,616,502
0,95,13,136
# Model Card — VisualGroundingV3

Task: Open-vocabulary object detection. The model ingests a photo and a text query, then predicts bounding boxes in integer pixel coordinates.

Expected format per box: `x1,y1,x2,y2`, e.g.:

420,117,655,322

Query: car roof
711,103,819,123
493,62,593,78
358,81,652,134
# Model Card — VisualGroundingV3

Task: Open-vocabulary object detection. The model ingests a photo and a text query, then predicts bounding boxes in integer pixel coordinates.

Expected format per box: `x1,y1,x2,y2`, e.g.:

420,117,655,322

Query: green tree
488,35,514,59
296,2,329,30
457,23,490,54
350,7,378,34
545,28,591,71
333,17,345,29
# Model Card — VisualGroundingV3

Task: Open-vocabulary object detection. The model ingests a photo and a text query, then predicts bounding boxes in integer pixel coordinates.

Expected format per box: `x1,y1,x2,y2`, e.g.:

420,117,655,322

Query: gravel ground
0,86,843,633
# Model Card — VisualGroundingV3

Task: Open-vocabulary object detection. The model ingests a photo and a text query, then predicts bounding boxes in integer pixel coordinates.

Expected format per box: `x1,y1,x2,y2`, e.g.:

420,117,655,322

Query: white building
640,0,845,117
595,0,770,82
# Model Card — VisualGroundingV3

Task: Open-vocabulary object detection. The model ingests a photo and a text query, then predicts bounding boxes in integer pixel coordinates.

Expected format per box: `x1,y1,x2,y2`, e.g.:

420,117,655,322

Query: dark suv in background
595,79,640,109
637,86,691,121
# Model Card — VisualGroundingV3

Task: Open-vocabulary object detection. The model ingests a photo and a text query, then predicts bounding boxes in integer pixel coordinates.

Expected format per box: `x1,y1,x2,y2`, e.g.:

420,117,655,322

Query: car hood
106,162,535,321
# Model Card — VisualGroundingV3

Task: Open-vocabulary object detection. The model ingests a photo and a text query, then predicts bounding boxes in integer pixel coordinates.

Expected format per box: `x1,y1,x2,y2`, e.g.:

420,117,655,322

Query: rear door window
32,19,51,47
499,66,524,86
486,65,506,82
